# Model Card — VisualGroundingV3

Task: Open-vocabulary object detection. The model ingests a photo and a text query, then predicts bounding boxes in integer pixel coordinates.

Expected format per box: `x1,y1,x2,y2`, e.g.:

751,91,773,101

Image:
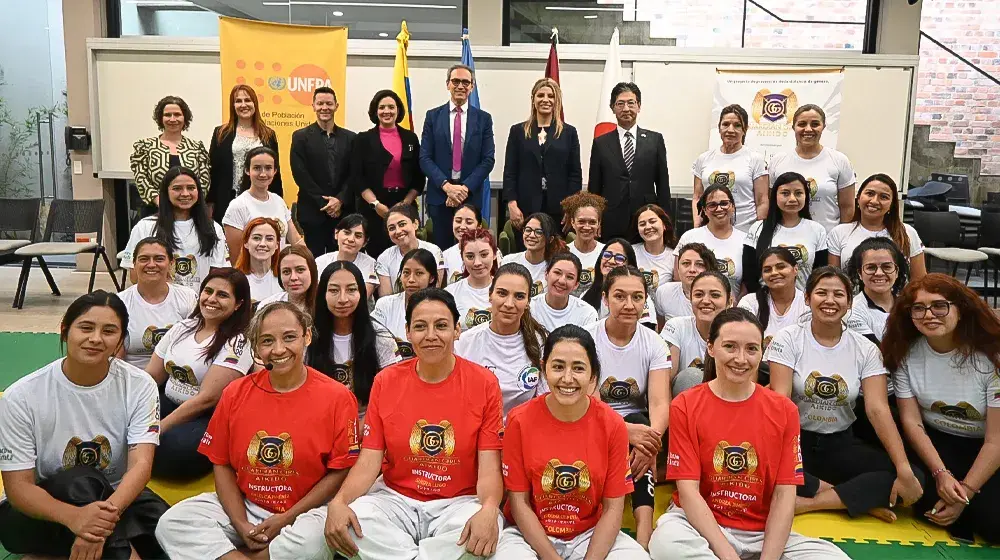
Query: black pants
624,412,656,511
428,203,458,250
151,394,213,481
300,214,340,258
797,427,926,517
852,394,900,449
911,427,1000,543
0,465,168,559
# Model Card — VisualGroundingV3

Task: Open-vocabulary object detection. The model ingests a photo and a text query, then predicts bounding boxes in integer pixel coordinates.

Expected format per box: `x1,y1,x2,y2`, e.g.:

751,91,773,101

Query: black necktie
624,131,635,173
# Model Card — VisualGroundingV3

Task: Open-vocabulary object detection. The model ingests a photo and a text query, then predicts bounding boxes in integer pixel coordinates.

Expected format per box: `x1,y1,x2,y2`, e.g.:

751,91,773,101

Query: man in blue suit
419,64,495,249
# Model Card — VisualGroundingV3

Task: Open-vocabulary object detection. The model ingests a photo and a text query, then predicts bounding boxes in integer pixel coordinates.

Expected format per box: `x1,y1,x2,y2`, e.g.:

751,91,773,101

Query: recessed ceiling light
332,10,343,16
379,32,389,37
584,14,598,19
263,1,456,8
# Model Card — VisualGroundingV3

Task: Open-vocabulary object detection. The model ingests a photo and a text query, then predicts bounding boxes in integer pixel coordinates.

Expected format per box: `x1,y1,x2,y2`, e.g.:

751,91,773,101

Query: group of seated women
1,167,998,560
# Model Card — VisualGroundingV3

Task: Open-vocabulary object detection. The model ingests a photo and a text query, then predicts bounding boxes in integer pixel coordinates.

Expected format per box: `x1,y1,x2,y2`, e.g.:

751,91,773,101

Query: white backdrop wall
88,37,918,194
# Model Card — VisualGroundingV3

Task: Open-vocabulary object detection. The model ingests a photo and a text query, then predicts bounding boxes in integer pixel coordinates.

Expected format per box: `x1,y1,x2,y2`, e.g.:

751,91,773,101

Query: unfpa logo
235,60,332,106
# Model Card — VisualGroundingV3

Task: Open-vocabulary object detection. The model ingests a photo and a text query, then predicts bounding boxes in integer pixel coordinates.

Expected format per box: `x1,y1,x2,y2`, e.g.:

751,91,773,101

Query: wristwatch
370,200,380,210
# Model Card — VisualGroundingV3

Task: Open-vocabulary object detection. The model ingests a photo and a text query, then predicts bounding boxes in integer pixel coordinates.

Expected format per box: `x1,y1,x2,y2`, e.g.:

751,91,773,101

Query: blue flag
461,28,491,224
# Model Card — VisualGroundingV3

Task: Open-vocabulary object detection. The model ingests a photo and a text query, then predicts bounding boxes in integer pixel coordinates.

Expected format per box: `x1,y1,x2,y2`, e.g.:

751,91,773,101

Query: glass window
120,0,463,40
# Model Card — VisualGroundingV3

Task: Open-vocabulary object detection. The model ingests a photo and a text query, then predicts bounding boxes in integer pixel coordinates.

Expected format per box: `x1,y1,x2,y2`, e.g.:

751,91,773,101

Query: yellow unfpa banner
219,17,347,205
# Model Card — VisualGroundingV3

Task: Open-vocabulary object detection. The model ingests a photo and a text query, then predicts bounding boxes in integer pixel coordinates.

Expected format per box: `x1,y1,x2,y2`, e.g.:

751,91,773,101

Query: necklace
538,129,547,145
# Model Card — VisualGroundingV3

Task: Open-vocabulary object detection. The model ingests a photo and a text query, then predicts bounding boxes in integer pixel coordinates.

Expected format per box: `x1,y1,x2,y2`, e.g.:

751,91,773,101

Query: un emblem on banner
752,89,798,124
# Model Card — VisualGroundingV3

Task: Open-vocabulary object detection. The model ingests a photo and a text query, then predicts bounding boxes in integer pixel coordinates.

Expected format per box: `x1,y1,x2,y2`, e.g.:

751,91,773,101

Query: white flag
594,28,622,139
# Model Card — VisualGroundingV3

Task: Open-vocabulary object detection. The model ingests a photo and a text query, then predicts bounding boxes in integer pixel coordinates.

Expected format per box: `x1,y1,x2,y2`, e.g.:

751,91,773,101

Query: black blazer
349,126,425,203
207,127,283,222
502,122,582,217
290,122,356,225
588,127,670,241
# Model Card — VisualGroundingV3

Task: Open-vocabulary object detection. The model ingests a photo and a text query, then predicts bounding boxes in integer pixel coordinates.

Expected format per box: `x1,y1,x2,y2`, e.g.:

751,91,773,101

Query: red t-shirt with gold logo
502,395,633,540
667,383,802,532
362,356,504,501
198,367,360,513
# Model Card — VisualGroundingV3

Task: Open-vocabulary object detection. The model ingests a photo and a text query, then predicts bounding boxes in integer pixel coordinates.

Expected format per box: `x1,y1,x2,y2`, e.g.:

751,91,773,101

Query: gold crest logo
531,280,543,298
397,340,415,360
172,255,198,278
579,268,594,286
409,420,456,457
780,244,809,265
708,171,736,189
166,360,199,386
713,441,758,475
331,360,354,389
247,431,294,468
449,270,464,284
465,308,492,328
806,178,819,199
804,372,849,401
541,459,592,494
931,401,983,421
62,435,112,470
599,376,640,402
141,325,172,351
641,269,660,292
751,89,798,124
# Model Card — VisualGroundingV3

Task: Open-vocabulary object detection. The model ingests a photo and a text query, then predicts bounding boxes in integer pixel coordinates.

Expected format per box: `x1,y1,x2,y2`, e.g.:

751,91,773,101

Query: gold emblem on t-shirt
579,268,594,286
166,360,199,386
409,420,456,457
806,178,819,199
713,441,758,475
641,269,659,292
465,308,492,328
599,377,640,402
779,243,809,265
62,435,112,470
541,459,591,494
331,360,354,390
708,171,736,188
172,255,197,279
531,280,543,298
247,431,294,469
449,270,464,284
396,340,415,360
931,401,982,421
804,372,849,401
142,325,172,350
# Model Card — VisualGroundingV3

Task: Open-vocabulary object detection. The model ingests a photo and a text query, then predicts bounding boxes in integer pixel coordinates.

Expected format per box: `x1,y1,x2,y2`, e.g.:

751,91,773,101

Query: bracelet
931,468,952,479
960,481,981,495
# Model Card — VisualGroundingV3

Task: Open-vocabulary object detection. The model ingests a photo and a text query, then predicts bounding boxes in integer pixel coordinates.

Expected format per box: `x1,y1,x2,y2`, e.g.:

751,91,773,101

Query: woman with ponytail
456,262,549,419
501,212,565,297
737,247,807,354
445,227,499,331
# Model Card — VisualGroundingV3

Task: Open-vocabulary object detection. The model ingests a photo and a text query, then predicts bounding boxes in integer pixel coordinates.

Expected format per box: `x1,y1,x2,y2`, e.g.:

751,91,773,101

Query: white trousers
154,492,311,560
648,506,850,560
493,525,650,560
275,477,503,560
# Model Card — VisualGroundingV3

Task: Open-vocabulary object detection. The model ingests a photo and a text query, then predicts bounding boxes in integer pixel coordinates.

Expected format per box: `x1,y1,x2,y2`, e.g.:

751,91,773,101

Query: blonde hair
522,78,565,140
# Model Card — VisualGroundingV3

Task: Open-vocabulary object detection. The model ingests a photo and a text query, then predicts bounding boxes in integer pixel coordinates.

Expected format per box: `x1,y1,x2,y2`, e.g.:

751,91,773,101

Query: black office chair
913,210,988,283
977,210,1000,306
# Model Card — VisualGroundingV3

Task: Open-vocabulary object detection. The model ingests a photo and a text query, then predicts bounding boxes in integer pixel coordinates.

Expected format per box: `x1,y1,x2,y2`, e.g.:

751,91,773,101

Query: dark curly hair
153,95,193,131
368,89,406,125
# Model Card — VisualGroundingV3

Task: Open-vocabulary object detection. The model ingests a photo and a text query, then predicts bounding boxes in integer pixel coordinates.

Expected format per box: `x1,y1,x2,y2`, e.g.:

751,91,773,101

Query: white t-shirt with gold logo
673,226,747,295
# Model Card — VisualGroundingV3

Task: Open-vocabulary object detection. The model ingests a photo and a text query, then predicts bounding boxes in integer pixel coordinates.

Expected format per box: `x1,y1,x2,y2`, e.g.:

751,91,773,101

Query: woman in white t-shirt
121,166,228,290
315,213,379,298
691,104,769,232
743,171,829,292
118,238,197,369
846,237,908,343
445,227,498,331
828,173,927,280
632,204,676,292
663,271,732,396
146,268,254,480
738,247,807,358
309,260,400,414
766,266,924,523
370,248,438,360
257,245,319,315
501,212,563,298
222,146,303,261
584,266,671,548
562,191,607,297
376,202,445,295
882,274,1000,542
653,242,718,325
442,204,481,285
674,185,747,296
582,238,657,330
531,252,598,332
0,291,168,559
767,104,857,232
456,262,549,418
233,216,282,302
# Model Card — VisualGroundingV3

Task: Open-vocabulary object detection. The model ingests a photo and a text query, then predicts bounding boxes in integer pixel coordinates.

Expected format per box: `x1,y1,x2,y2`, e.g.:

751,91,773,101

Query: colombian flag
393,21,415,131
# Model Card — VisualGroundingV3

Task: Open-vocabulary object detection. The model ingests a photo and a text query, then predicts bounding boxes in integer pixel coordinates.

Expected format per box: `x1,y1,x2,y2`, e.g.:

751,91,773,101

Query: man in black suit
588,82,670,241
291,86,356,257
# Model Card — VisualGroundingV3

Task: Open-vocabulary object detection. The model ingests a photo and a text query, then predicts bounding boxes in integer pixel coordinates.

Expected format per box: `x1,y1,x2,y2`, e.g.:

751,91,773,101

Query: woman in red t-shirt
155,302,361,560
496,324,649,559
648,308,848,560
322,287,505,559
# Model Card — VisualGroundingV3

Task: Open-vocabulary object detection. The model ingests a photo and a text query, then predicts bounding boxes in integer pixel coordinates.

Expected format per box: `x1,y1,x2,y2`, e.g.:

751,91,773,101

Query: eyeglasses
909,300,952,319
601,251,627,265
523,227,544,238
705,200,732,211
862,262,898,275
449,78,473,88
614,100,638,109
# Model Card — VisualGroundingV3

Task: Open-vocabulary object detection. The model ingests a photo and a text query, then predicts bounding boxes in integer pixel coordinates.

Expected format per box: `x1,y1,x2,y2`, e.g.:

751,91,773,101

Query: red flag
544,28,563,120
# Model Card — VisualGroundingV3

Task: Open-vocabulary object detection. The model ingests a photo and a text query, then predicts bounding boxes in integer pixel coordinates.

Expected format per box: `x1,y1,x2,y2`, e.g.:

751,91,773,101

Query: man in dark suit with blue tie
419,64,496,249
588,82,670,242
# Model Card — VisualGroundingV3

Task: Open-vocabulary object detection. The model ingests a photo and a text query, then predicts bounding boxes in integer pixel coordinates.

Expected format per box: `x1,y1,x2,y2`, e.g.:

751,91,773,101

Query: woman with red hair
234,217,282,302
209,84,282,222
445,227,500,331
882,273,1000,543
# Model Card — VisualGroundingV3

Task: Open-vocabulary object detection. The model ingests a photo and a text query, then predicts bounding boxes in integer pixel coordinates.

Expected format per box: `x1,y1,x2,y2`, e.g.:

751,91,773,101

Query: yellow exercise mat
148,474,215,506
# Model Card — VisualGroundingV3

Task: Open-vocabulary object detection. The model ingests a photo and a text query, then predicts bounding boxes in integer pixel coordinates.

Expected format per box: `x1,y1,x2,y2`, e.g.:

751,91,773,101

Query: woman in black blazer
503,77,582,246
207,84,282,223
350,89,425,258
